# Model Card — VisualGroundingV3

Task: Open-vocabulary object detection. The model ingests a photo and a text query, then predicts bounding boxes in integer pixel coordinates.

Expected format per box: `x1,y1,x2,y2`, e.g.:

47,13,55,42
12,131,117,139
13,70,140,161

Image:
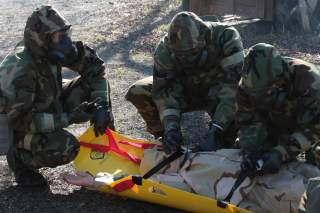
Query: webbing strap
218,157,263,207
118,140,158,149
217,169,250,208
110,150,184,192
142,149,184,179
224,170,249,202
105,129,141,164
112,179,135,192
109,147,184,192
79,128,152,164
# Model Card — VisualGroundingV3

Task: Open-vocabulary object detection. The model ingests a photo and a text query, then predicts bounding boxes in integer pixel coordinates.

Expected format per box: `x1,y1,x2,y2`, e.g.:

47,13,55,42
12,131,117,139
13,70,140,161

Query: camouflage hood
240,43,287,94
167,11,210,52
24,5,71,59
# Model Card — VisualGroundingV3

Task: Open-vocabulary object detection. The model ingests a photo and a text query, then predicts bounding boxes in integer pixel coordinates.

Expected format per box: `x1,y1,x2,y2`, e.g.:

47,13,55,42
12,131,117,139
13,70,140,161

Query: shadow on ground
0,186,183,213
96,0,180,75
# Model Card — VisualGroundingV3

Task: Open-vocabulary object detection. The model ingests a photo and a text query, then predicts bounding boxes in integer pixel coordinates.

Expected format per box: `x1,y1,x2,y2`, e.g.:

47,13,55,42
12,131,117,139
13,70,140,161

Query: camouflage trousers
125,76,163,137
9,76,114,169
126,76,237,143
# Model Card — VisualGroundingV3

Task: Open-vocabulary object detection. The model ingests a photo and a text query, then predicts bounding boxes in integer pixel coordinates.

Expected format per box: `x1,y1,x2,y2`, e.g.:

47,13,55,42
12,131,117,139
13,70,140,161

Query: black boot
6,146,48,188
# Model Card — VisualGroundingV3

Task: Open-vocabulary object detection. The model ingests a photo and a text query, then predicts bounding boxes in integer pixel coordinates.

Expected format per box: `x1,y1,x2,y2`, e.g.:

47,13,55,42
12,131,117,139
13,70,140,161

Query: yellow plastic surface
74,127,253,213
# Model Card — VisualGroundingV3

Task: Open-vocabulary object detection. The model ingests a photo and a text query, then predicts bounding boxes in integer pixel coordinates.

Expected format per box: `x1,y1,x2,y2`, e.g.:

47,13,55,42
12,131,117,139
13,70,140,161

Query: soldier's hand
163,128,183,154
91,106,111,137
201,123,223,151
261,149,282,174
68,102,92,124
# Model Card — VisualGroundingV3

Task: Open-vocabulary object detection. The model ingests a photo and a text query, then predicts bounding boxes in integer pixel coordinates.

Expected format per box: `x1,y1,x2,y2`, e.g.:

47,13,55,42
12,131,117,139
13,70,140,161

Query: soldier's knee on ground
125,84,136,102
18,130,80,168
125,77,153,103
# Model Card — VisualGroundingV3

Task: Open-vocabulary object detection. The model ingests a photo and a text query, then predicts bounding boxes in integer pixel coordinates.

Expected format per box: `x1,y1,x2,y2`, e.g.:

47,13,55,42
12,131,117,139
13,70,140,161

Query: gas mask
47,30,78,66
174,48,208,68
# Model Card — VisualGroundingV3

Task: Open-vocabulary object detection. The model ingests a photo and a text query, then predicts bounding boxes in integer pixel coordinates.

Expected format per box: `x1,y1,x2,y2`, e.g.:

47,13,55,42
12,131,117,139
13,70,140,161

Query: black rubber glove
201,123,223,151
306,144,320,167
261,149,283,174
91,105,111,137
68,102,92,124
163,128,183,154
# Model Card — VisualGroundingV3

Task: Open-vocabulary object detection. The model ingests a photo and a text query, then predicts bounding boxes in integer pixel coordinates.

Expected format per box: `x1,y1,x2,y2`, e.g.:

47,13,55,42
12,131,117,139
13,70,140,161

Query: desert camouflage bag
140,149,254,205
140,149,320,213
240,162,320,213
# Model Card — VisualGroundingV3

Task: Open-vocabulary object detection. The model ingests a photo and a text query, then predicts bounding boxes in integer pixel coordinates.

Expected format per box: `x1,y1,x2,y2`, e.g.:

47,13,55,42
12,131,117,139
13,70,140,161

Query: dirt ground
0,0,320,212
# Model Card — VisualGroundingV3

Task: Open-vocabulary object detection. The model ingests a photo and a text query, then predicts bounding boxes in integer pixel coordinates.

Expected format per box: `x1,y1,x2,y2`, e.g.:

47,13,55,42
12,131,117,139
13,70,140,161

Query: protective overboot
6,146,48,188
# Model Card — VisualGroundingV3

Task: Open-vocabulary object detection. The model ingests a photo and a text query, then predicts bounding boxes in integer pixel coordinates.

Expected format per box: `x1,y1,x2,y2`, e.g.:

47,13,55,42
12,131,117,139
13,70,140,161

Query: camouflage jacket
0,40,109,133
152,22,244,129
236,58,320,160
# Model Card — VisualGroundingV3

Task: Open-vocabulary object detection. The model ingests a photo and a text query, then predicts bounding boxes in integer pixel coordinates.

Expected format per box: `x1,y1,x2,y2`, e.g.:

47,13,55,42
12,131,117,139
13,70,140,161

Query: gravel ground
0,1,183,212
0,0,320,212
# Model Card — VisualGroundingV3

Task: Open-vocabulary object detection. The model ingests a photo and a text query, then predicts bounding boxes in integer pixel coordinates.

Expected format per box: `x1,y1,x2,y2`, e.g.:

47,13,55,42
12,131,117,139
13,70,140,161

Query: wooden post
265,0,274,21
189,0,203,15
188,0,273,21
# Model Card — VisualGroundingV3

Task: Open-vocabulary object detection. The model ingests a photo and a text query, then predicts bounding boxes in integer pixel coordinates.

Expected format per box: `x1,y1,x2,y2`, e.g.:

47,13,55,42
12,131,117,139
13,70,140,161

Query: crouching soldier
126,12,244,153
0,5,114,187
299,177,320,213
236,43,320,174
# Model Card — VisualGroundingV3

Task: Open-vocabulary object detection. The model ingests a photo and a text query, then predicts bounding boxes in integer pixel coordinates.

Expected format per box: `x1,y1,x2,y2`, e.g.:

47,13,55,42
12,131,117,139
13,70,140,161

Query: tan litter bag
140,149,254,205
240,162,320,213
140,148,320,213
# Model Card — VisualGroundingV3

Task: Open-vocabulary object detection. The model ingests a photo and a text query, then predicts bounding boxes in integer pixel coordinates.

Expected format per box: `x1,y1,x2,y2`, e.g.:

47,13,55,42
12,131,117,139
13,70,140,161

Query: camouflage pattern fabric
167,11,207,51
241,162,320,213
299,177,320,213
125,76,163,136
126,11,244,137
236,43,320,162
0,5,113,169
140,148,253,205
15,129,79,168
140,148,320,212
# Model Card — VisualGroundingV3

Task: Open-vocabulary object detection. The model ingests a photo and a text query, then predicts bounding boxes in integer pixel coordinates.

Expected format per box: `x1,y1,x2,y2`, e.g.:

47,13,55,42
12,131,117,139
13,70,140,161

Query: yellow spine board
74,127,254,213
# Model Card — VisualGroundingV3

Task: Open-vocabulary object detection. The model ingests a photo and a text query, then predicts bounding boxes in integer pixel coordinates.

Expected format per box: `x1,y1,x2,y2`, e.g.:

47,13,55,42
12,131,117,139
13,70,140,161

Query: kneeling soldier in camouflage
126,12,244,153
236,43,320,174
0,6,114,187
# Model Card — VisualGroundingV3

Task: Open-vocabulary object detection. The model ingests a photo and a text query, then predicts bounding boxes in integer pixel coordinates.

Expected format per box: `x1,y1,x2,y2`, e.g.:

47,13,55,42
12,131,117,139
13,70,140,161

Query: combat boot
6,146,48,188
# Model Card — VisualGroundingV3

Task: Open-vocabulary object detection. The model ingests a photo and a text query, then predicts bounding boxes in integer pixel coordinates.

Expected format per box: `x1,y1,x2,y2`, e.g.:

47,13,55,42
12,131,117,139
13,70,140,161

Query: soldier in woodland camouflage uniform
299,177,320,213
236,43,320,174
126,12,244,153
0,6,114,187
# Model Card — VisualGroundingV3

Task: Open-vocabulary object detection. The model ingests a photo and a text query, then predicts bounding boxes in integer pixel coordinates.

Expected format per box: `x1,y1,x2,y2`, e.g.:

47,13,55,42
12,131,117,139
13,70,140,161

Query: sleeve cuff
220,51,244,68
159,108,181,122
290,132,312,151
